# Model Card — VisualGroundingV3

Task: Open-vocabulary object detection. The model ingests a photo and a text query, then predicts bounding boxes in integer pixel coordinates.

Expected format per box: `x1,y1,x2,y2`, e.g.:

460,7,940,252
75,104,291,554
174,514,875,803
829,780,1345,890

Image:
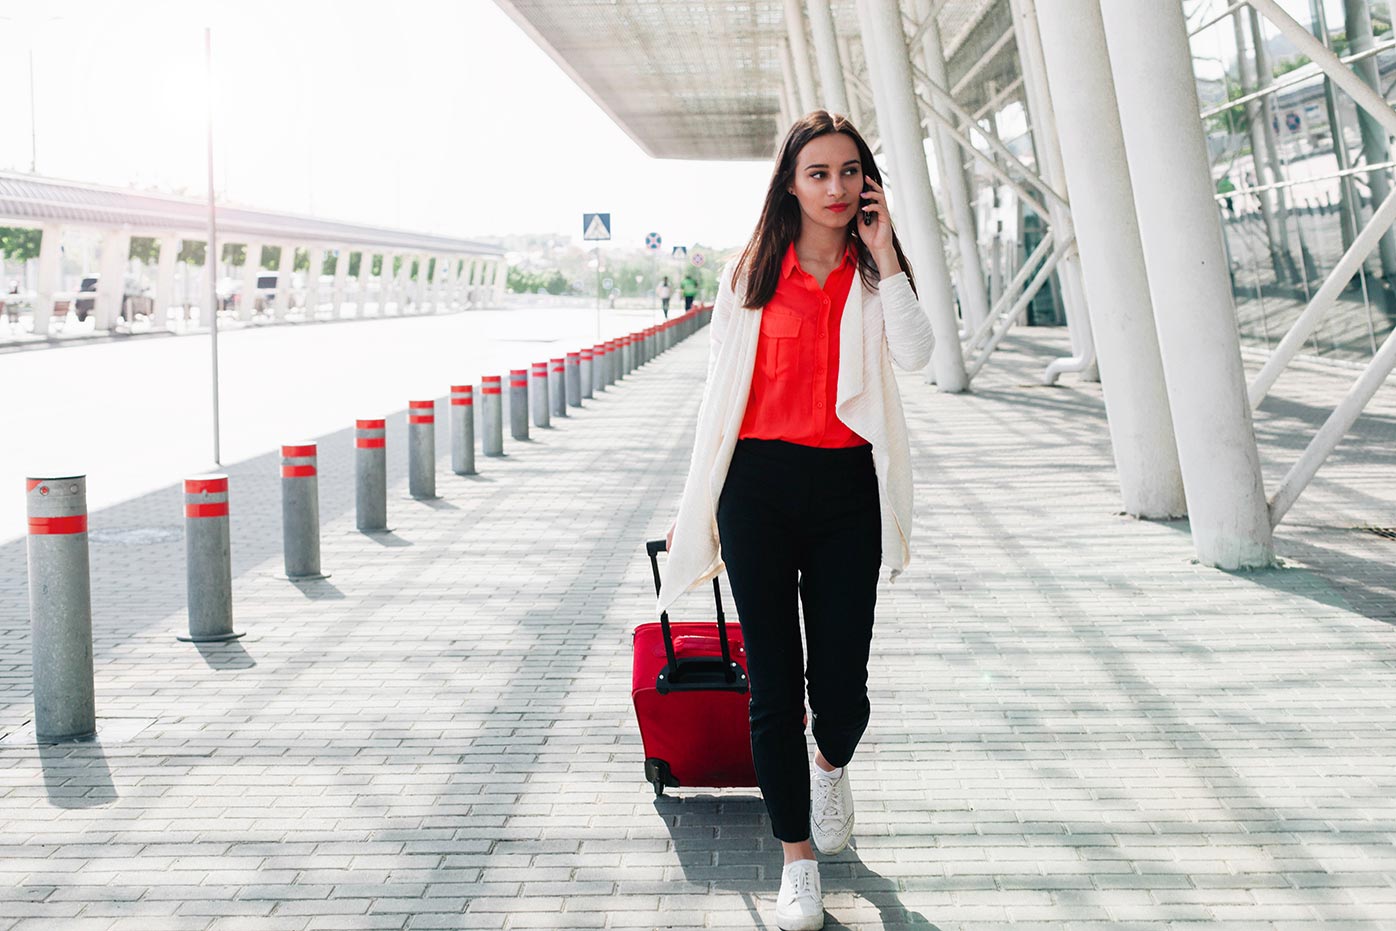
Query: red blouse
739,242,868,448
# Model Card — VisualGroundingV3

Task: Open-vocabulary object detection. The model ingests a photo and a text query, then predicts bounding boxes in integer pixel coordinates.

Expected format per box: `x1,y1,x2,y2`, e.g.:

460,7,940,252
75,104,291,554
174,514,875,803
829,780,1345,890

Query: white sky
0,0,775,251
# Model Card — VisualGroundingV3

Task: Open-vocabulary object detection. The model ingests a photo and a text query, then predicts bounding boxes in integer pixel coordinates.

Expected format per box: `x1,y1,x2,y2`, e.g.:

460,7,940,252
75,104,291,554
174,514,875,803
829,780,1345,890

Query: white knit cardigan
657,257,935,613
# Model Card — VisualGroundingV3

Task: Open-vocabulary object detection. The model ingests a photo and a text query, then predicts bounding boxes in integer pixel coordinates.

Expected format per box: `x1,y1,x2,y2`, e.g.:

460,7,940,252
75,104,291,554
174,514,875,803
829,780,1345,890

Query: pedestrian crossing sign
583,213,612,241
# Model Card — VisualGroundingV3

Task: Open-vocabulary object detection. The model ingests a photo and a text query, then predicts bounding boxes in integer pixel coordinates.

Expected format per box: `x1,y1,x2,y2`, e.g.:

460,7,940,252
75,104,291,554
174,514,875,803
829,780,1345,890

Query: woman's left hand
859,177,902,276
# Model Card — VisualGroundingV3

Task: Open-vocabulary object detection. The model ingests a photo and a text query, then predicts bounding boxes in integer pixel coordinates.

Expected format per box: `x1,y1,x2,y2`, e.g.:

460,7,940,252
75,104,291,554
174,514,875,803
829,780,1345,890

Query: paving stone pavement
1,322,1395,931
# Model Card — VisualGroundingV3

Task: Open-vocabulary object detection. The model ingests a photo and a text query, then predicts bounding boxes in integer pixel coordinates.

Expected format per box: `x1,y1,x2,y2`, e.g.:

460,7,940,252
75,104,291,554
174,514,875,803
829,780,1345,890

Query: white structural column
805,0,849,114
1099,0,1273,568
914,0,990,335
330,246,349,318
355,251,376,314
381,252,398,312
273,243,294,319
155,233,179,330
1009,0,1096,383
31,223,63,335
468,258,483,306
856,0,967,392
837,36,864,126
779,40,802,125
1035,0,1185,518
239,242,261,321
304,245,325,317
397,254,414,311
94,228,131,331
784,0,819,113
414,254,430,311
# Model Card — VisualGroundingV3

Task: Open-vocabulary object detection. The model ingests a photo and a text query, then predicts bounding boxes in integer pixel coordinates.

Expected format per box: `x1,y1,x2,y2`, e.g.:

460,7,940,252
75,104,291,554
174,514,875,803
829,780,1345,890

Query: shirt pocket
758,311,802,380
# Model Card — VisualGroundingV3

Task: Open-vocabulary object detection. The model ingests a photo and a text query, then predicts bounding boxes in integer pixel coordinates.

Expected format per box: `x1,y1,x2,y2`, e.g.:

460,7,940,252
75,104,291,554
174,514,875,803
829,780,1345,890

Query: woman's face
786,132,864,234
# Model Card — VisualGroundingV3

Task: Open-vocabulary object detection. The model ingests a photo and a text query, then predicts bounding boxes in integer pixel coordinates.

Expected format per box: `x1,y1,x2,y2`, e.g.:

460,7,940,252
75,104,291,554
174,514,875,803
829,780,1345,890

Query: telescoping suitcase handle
647,539,741,691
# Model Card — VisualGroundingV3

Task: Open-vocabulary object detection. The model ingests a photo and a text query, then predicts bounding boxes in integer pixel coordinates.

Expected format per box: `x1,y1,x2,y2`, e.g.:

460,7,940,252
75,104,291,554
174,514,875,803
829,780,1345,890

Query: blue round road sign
645,232,662,251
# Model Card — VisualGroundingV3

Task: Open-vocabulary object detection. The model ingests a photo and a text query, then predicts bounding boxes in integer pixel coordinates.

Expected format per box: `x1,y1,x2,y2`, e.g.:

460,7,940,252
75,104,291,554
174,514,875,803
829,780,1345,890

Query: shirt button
816,401,825,409
819,331,827,339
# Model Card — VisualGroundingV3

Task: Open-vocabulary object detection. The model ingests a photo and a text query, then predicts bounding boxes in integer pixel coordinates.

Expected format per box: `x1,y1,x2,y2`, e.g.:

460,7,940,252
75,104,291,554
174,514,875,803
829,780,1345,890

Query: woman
657,276,673,318
659,110,934,930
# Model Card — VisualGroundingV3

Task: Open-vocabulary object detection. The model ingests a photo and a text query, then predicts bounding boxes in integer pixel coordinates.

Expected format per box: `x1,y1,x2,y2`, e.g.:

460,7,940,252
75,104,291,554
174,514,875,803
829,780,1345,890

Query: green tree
0,227,42,262
129,237,160,264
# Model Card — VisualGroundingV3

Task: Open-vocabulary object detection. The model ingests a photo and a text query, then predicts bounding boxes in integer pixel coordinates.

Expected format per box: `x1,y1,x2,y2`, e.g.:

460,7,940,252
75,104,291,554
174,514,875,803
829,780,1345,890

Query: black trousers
716,439,881,842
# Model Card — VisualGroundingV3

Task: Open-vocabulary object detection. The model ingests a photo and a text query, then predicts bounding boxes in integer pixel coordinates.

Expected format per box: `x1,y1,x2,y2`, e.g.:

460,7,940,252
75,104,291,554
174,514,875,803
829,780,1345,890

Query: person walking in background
659,110,934,930
680,272,698,311
657,276,673,318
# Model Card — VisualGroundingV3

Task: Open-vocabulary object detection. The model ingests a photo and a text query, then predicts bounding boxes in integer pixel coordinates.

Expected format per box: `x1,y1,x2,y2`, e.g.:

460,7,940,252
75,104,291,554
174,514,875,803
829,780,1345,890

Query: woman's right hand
666,521,675,552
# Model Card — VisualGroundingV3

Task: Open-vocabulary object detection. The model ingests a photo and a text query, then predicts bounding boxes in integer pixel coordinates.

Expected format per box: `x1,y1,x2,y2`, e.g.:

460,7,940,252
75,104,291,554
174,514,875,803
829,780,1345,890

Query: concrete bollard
25,474,96,742
509,369,529,440
580,348,594,400
607,339,620,386
593,343,608,393
355,418,388,532
619,337,630,379
408,400,438,500
550,357,567,417
281,443,327,580
181,474,240,642
565,352,582,408
450,385,475,475
530,362,550,429
482,375,504,456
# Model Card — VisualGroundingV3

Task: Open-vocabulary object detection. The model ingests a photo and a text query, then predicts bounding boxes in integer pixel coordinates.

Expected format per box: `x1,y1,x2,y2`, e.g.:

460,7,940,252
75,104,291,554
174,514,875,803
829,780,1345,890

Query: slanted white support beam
95,228,131,331
806,0,850,114
32,223,63,335
330,246,349,318
1037,0,1185,519
784,0,818,113
965,238,1071,380
304,245,325,317
1249,0,1396,138
1100,0,1274,568
239,241,261,321
155,233,179,330
914,0,990,335
949,27,1014,97
857,0,967,392
780,39,803,124
1268,324,1396,526
1248,185,1396,407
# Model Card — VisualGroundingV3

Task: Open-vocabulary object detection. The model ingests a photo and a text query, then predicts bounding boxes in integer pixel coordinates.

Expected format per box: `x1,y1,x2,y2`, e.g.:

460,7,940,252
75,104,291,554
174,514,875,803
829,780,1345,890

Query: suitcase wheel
644,758,678,797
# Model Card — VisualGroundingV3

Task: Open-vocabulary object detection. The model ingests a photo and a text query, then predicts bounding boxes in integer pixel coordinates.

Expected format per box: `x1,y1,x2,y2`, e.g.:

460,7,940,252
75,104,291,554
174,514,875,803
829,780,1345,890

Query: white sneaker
810,765,853,855
775,859,824,931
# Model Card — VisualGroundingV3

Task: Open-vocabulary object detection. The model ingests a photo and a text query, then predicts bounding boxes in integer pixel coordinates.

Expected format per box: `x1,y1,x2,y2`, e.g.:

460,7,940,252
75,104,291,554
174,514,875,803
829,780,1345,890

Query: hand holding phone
861,182,875,226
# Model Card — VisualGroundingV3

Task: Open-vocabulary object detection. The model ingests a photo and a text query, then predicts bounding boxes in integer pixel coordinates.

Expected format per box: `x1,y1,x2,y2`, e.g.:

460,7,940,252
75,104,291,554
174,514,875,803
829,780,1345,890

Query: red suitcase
633,539,757,796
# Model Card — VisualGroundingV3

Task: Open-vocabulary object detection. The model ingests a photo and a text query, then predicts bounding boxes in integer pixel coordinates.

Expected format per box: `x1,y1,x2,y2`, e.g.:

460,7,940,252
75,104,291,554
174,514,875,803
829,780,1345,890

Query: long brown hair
735,110,916,310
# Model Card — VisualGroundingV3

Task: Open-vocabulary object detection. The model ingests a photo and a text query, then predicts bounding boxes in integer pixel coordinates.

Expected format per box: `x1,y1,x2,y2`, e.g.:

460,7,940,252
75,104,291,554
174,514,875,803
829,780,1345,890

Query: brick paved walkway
1,324,1394,930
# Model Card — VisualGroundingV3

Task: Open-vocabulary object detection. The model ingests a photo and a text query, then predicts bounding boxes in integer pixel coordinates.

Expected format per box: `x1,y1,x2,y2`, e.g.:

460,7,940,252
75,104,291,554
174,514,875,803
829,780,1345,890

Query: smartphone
860,182,874,226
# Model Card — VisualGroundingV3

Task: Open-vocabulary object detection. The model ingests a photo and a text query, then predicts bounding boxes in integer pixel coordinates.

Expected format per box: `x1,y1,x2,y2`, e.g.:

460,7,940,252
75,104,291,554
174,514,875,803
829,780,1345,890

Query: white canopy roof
492,0,1009,160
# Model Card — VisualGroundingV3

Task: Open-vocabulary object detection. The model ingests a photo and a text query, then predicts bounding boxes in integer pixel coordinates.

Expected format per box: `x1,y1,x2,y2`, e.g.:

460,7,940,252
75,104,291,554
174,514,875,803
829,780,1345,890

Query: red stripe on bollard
409,401,434,409
184,477,228,494
282,465,317,478
551,358,564,372
408,415,435,424
482,386,501,395
28,515,88,535
356,437,386,448
184,502,229,518
282,444,316,457
581,348,593,360
356,419,386,429
450,398,472,406
25,479,41,492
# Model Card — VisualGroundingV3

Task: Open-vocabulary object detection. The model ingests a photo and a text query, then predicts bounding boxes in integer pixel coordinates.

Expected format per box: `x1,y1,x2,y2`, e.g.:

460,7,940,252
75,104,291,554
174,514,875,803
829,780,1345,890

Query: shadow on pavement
39,738,115,809
193,637,257,670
